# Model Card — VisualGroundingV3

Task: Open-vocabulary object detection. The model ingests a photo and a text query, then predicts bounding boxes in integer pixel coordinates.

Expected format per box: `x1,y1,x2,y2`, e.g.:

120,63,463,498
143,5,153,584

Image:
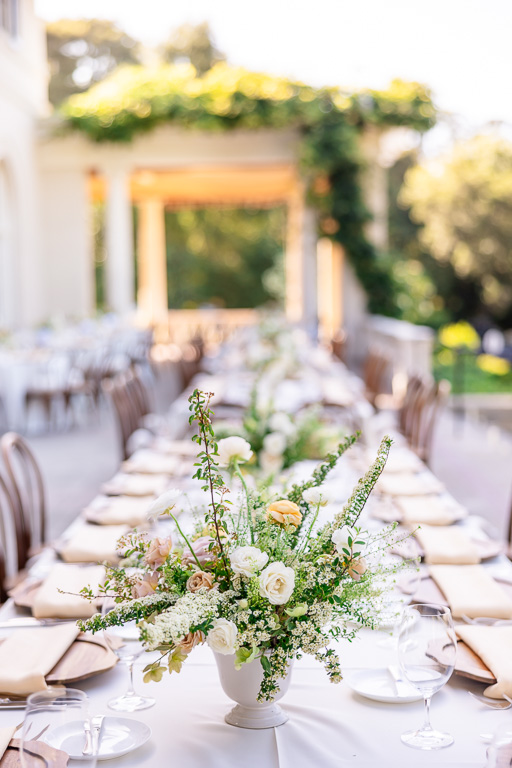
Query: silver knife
0,618,72,628
91,715,105,755
387,664,414,697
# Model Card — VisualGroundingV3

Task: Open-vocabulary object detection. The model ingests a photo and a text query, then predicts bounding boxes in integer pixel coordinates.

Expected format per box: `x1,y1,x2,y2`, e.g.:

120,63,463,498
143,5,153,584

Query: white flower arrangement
81,390,409,702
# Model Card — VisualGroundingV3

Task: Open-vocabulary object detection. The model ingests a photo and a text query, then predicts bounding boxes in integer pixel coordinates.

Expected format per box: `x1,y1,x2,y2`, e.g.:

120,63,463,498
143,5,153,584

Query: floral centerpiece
81,390,406,718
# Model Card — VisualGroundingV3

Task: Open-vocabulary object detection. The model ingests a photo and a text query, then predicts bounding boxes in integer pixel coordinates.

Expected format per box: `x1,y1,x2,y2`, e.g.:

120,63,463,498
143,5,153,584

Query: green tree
161,22,224,76
47,19,140,106
158,207,285,309
401,135,512,326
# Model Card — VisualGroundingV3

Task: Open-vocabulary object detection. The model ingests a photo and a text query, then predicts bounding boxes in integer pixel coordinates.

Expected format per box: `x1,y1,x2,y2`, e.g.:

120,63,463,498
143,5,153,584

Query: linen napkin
0,727,15,760
58,524,128,564
101,473,169,497
121,449,178,476
415,525,480,565
456,625,512,699
395,496,467,525
373,448,423,475
0,624,79,695
429,565,512,619
377,472,444,497
84,495,152,527
32,563,105,619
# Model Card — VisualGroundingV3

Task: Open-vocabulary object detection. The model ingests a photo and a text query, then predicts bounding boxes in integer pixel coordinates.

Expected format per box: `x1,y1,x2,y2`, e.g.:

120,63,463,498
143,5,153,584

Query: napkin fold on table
456,625,512,699
58,524,128,565
0,727,15,760
32,563,105,619
395,496,467,526
121,449,178,476
377,472,444,497
84,495,152,527
415,525,480,565
0,624,79,695
101,473,169,497
429,564,512,619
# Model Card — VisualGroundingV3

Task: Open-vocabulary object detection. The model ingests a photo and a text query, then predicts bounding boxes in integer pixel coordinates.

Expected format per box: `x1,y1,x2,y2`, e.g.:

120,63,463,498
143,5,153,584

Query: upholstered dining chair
0,432,46,571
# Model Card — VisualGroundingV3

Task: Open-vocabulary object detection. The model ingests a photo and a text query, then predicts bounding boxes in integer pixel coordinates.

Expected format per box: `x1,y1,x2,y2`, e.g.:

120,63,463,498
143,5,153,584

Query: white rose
259,561,295,605
217,436,253,467
146,489,182,520
268,412,296,437
207,618,238,655
230,546,269,578
263,431,287,457
303,486,330,507
331,527,362,554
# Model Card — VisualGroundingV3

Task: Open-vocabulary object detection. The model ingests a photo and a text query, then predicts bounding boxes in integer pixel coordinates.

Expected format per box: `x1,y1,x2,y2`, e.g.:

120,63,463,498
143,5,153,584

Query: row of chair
0,433,46,601
103,368,153,461
398,375,451,464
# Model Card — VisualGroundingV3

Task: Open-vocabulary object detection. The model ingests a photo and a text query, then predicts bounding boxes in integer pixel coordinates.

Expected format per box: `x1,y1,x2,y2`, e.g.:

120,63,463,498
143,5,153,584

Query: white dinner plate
346,668,423,704
44,716,151,761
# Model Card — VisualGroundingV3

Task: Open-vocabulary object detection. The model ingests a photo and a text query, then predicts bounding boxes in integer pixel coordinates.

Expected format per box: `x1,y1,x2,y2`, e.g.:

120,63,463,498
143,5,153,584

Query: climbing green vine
61,63,436,316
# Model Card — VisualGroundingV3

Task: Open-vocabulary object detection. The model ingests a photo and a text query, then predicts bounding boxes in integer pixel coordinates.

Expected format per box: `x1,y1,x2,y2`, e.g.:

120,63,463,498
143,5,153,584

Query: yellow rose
266,500,302,529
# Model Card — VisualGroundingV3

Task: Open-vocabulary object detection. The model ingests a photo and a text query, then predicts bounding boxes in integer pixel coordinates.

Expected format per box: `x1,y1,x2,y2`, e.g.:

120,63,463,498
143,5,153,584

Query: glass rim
404,602,452,614
26,687,88,706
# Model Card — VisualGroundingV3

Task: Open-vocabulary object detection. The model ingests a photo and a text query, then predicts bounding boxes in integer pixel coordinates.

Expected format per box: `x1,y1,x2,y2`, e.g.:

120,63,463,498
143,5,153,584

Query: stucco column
136,197,168,330
104,168,134,315
360,125,389,250
317,238,344,341
285,185,318,335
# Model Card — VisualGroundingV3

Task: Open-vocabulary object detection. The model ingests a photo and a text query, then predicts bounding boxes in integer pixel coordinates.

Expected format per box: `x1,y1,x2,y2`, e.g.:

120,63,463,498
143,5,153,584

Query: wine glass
397,603,456,750
21,687,97,767
102,597,155,712
484,722,512,767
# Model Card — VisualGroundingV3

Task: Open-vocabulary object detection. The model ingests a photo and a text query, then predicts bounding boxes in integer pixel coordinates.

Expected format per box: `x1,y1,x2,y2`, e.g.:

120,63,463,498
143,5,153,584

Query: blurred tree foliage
161,207,285,309
401,135,512,327
161,22,225,75
47,19,140,105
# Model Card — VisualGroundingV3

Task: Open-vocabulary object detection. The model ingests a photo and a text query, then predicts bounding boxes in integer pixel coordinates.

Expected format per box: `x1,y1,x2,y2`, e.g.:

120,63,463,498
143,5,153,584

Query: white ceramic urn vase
213,651,293,729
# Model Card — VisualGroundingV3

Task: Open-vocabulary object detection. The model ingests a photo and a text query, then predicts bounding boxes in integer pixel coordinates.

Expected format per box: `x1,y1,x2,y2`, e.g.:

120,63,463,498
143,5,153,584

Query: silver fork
468,691,512,709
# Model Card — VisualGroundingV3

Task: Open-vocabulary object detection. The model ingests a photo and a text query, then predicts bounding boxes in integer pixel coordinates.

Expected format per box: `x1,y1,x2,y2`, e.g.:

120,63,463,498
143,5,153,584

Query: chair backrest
1,432,45,571
363,349,390,405
0,469,21,600
103,370,151,461
406,378,450,465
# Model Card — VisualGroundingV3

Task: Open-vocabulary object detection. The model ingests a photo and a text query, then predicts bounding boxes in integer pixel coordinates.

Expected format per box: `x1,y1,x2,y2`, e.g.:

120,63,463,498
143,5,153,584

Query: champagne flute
21,687,97,767
397,603,456,749
102,597,155,712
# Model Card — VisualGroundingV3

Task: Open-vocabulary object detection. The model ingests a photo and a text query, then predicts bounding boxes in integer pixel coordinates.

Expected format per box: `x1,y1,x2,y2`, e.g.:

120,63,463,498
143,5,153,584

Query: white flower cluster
143,590,221,650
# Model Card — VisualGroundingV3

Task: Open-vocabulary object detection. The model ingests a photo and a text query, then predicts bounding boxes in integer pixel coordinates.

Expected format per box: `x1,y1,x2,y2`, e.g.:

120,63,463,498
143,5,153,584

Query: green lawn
434,353,512,394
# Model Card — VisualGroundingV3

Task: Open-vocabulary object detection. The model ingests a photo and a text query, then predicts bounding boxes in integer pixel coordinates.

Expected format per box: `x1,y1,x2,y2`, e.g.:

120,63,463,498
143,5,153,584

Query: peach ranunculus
266,500,302,529
180,630,205,654
182,536,216,566
186,570,215,593
131,571,159,599
348,557,368,582
144,536,173,569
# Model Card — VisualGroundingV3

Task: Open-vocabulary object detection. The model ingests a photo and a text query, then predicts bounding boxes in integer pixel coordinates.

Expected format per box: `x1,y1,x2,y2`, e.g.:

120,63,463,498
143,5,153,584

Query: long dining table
0,334,508,767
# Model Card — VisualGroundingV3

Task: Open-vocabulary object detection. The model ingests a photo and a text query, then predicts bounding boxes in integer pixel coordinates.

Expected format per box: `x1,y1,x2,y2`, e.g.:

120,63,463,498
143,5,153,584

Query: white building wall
0,0,48,328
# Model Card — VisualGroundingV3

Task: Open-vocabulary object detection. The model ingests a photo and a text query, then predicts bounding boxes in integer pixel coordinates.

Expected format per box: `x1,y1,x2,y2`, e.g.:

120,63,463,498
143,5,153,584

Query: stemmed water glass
102,597,155,712
21,687,97,768
397,603,456,750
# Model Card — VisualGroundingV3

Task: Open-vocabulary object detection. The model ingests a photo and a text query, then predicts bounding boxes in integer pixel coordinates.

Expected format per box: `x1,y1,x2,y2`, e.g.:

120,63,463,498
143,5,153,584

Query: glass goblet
102,597,155,712
21,687,97,768
397,603,456,750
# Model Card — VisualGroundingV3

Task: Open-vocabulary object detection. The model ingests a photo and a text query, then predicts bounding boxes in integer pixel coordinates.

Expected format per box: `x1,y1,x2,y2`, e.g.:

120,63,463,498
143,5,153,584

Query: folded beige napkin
321,379,355,407
58,524,128,564
395,496,467,525
0,727,15,760
377,472,444,497
84,496,152,527
415,525,480,565
32,564,105,619
375,448,424,475
122,450,178,475
0,624,79,695
429,565,512,619
101,473,169,497
456,625,512,699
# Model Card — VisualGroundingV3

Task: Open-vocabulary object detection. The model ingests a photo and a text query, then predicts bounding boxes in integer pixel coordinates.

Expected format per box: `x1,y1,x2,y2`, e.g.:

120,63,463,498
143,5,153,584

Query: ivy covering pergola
59,63,435,320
